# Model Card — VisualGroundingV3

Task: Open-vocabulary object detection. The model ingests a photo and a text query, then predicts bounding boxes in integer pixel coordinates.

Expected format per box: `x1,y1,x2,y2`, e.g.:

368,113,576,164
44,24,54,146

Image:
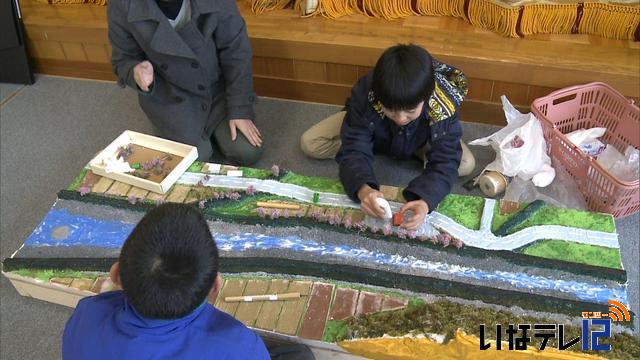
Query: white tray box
89,130,198,194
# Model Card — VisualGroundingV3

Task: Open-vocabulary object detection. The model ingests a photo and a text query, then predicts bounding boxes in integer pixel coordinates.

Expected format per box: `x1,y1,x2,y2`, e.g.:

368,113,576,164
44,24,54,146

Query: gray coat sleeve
107,0,144,91
216,1,256,121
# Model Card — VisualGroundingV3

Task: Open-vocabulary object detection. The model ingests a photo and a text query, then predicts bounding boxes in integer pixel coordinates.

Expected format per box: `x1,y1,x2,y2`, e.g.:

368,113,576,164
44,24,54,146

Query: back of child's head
372,44,435,111
119,203,218,319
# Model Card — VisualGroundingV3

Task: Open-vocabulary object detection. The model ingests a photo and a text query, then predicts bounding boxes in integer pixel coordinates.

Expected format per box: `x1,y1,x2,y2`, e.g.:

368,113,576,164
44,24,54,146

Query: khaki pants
300,111,476,176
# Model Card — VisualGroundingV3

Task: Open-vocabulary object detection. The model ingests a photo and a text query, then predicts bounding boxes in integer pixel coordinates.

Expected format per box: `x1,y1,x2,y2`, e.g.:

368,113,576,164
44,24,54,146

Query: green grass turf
491,203,615,234
187,161,205,173
520,240,622,270
208,193,298,217
13,269,99,282
280,171,345,194
241,167,273,180
435,194,485,230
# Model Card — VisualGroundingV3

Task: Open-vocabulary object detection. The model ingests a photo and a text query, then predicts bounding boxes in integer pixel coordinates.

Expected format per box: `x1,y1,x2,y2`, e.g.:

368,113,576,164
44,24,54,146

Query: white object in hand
103,156,134,174
375,197,393,219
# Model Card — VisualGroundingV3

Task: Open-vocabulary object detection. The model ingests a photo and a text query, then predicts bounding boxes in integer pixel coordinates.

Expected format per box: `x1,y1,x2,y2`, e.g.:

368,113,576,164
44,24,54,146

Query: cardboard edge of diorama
2,271,353,356
88,130,198,194
2,271,94,308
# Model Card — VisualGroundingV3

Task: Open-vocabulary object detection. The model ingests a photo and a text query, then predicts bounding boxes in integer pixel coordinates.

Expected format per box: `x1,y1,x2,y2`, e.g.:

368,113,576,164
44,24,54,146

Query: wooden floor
18,0,640,115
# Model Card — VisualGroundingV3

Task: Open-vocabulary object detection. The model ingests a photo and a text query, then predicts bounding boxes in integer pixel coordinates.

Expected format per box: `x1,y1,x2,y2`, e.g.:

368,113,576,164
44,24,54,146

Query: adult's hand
400,200,429,231
357,185,387,219
229,119,262,147
133,61,154,92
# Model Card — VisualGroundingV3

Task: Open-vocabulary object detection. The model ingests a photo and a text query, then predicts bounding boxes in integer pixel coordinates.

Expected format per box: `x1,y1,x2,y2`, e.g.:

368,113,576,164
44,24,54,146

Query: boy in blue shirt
62,203,269,359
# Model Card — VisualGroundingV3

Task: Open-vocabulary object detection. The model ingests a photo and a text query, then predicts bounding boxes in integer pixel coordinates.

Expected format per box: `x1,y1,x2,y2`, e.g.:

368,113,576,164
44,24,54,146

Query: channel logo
480,299,632,352
605,300,631,322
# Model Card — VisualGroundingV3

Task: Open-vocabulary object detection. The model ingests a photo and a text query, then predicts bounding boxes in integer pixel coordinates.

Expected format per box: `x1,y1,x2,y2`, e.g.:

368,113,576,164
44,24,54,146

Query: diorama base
2,156,636,358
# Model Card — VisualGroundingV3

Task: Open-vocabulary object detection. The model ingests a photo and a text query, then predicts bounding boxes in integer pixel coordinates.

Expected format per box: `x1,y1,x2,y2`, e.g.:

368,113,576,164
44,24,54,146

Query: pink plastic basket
531,82,640,218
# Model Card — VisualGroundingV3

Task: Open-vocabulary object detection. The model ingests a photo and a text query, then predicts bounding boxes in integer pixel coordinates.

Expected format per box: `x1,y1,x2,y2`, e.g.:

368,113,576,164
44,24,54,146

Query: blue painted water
25,208,135,248
23,208,628,305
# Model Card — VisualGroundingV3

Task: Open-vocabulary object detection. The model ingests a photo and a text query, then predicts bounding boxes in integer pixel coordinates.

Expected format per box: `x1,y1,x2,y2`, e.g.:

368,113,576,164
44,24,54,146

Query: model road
177,172,619,251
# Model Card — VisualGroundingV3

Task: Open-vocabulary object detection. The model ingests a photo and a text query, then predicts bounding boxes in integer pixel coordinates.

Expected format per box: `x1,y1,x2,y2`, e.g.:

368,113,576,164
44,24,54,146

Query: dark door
0,0,35,84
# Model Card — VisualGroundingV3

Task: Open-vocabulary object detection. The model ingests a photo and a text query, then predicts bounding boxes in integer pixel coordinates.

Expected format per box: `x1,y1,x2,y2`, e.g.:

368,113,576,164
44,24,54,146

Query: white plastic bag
503,162,587,210
597,145,640,182
469,96,556,187
566,127,606,147
566,127,606,157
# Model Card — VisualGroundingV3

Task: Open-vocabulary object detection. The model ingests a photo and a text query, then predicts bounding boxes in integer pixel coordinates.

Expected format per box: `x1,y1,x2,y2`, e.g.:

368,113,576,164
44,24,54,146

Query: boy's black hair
119,203,218,319
372,44,435,111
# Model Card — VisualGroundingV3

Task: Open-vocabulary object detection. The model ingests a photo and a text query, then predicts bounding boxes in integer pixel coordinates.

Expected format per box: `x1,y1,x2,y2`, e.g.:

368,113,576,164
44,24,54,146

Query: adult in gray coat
108,0,263,164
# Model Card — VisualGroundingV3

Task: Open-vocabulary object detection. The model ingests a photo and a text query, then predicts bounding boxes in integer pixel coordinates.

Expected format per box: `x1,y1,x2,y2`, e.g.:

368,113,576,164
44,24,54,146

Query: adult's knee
227,144,263,166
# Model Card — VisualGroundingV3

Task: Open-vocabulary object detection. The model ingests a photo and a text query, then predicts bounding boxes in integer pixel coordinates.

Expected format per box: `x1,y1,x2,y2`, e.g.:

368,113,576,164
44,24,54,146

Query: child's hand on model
357,185,387,219
134,61,154,92
400,200,429,231
229,119,263,147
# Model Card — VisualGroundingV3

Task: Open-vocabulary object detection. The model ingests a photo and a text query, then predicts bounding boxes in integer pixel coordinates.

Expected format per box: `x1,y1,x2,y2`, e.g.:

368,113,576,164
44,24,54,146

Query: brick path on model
52,275,409,341
212,278,408,340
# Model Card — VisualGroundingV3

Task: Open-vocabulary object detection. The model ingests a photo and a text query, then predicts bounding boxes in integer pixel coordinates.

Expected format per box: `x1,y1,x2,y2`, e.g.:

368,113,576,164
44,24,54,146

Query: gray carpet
1,76,638,359
0,83,24,105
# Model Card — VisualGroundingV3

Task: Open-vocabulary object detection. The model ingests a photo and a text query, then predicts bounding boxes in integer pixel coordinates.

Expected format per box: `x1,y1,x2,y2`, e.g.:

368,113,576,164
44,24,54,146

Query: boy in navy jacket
301,44,475,230
62,204,270,359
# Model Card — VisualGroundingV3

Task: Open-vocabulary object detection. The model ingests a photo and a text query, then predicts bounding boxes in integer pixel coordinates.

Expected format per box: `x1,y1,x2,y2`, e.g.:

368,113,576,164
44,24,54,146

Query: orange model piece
392,212,403,226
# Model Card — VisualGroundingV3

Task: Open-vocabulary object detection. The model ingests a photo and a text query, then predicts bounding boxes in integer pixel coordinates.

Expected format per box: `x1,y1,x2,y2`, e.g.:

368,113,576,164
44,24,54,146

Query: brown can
478,171,511,197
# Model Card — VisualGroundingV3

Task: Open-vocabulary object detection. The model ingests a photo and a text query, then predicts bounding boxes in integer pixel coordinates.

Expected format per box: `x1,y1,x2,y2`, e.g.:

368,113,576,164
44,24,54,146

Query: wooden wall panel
264,57,294,78
18,0,638,128
253,57,268,76
527,85,559,104
357,66,373,78
24,25,108,45
83,44,109,63
326,63,358,85
492,81,530,106
60,42,86,62
19,0,639,98
28,40,66,60
294,60,327,83
459,101,514,126
254,76,350,105
466,78,493,102
248,38,638,97
250,38,381,69
31,59,115,81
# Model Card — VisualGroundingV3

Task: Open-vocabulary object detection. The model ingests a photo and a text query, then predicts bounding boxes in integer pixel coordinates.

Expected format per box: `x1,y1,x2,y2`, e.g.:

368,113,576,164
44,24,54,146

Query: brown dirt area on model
117,144,183,183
